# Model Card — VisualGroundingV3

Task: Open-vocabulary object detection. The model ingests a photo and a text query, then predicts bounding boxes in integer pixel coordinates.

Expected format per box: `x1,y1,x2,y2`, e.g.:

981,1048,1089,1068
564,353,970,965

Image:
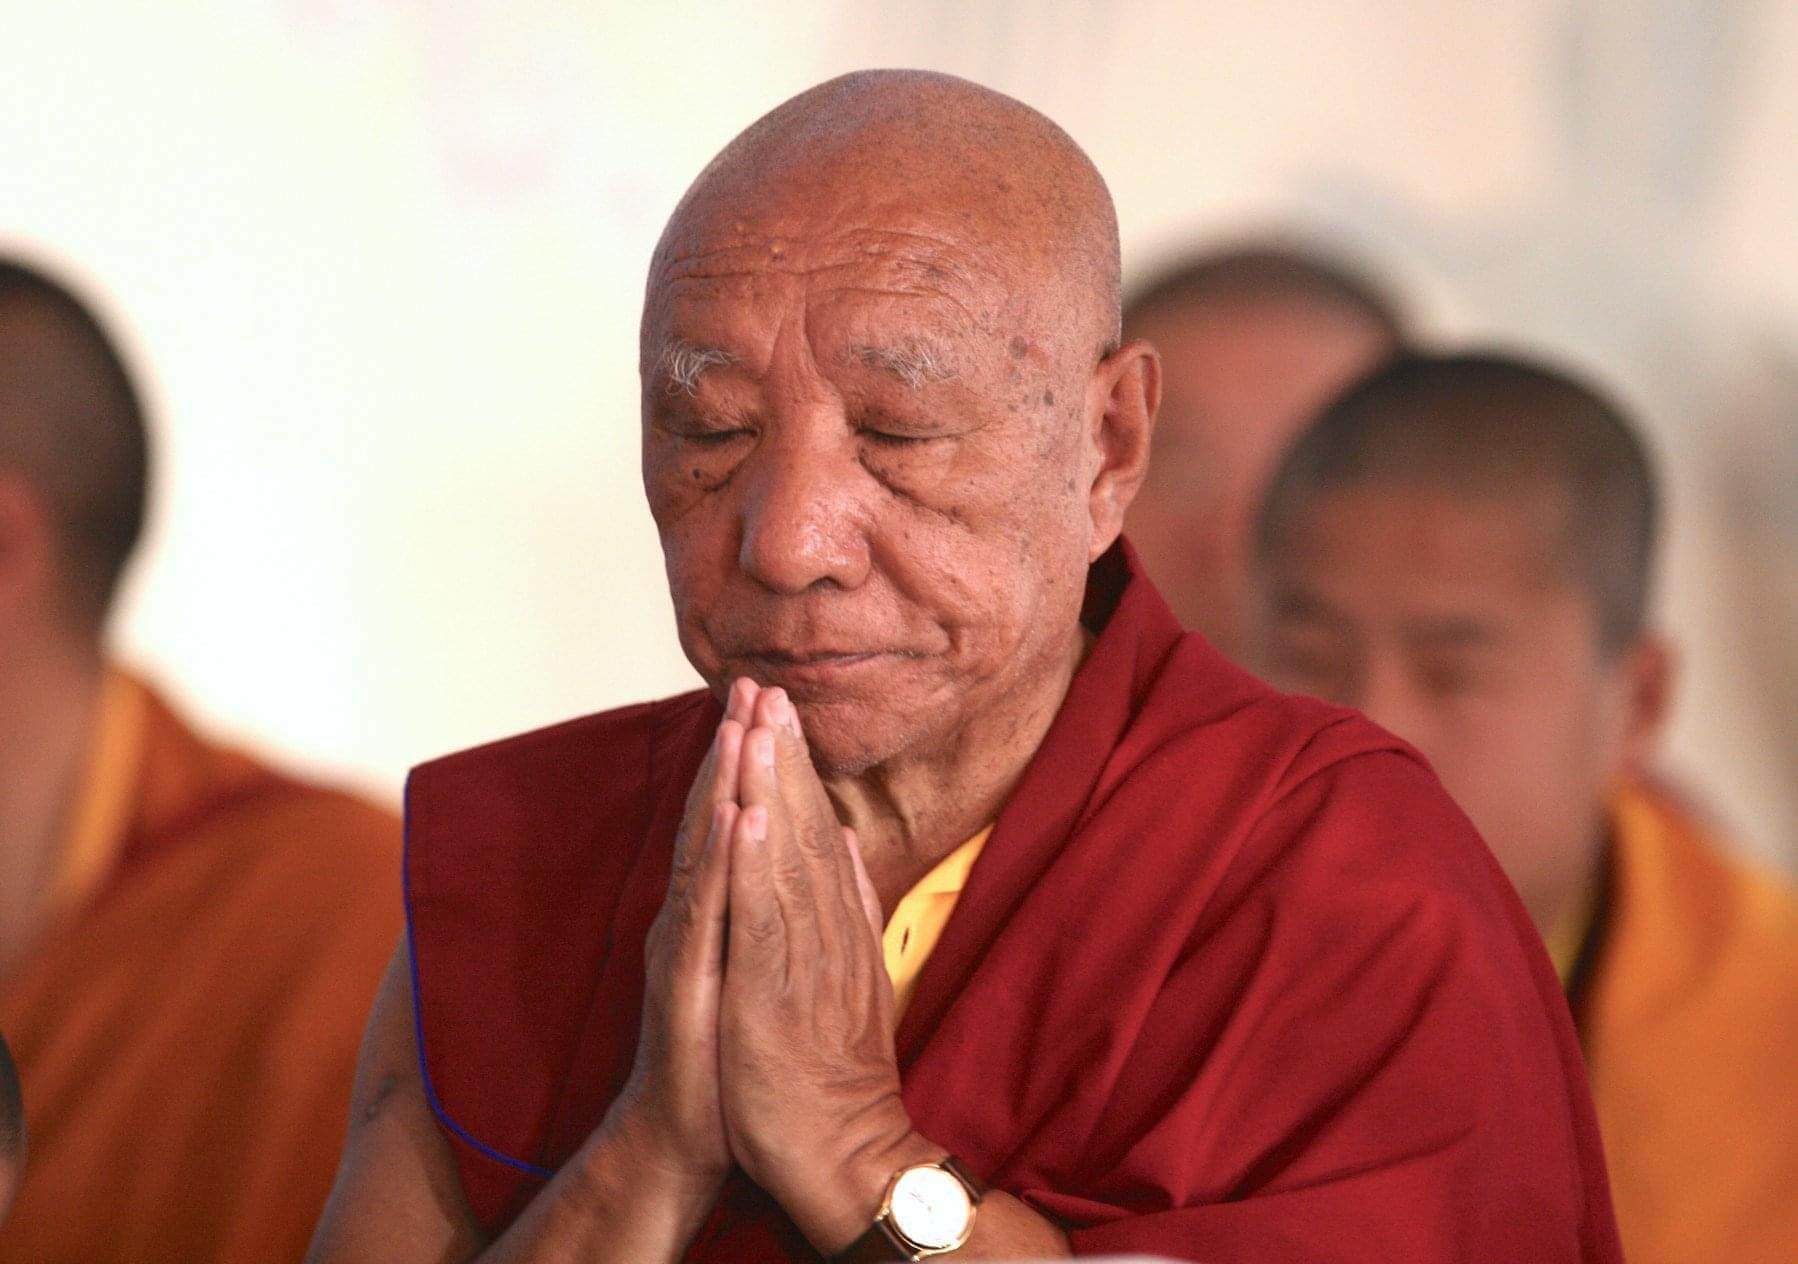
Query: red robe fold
405,543,1621,1261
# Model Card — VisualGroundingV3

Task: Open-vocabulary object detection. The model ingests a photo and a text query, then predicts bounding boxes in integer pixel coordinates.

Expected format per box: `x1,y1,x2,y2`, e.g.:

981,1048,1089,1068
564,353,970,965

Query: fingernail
774,692,800,736
756,731,775,767
745,806,767,843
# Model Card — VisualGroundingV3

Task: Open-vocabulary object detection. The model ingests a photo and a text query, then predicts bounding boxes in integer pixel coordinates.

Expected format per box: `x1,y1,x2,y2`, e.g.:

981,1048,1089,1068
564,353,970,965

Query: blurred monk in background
1122,244,1405,658
1249,350,1798,1264
0,257,402,1263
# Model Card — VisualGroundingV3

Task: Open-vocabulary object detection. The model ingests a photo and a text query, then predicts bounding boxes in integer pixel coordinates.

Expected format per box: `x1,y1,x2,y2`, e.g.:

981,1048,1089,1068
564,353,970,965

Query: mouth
732,648,914,688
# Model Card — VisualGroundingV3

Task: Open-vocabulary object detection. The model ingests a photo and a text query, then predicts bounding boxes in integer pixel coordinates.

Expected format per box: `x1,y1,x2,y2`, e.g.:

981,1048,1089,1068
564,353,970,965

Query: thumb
844,827,883,942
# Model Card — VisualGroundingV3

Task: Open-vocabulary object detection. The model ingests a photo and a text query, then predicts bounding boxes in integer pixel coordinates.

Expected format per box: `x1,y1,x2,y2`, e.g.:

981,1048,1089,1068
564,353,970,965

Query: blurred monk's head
1249,352,1672,935
0,1032,22,1219
1124,244,1403,656
639,70,1158,774
0,258,148,672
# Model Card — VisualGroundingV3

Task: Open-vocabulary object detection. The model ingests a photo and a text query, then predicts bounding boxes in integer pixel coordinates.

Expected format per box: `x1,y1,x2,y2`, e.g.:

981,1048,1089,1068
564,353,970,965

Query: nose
1356,662,1435,755
736,427,872,595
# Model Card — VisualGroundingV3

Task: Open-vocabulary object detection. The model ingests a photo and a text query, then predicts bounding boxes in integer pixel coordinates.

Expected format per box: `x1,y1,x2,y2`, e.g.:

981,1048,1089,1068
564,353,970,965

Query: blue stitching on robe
402,795,556,1181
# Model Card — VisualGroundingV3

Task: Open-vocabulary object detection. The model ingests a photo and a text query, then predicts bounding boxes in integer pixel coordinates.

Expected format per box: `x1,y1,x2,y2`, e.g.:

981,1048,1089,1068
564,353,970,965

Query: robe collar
895,538,1183,1063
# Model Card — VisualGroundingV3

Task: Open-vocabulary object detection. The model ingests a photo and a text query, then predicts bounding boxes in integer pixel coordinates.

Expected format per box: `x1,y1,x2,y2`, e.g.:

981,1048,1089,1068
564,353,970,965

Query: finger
739,724,827,954
668,731,723,897
754,691,836,848
753,683,803,741
825,824,882,994
712,718,745,807
818,818,870,953
748,697,860,973
725,676,759,727
845,825,897,1025
674,802,736,985
726,802,786,976
671,715,748,901
770,689,836,823
844,827,885,945
737,723,777,813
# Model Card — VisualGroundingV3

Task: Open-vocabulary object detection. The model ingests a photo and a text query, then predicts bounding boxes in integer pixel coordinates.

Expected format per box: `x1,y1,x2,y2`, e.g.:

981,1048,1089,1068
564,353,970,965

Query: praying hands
621,677,931,1253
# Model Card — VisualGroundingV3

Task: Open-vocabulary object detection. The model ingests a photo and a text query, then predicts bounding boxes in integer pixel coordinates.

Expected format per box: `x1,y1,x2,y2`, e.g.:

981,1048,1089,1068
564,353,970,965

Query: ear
1083,338,1161,562
0,472,56,628
1612,632,1677,780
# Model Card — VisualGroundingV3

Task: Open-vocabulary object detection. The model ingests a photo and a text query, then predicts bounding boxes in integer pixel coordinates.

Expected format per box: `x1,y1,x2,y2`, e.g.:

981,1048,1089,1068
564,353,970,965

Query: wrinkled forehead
641,191,1043,366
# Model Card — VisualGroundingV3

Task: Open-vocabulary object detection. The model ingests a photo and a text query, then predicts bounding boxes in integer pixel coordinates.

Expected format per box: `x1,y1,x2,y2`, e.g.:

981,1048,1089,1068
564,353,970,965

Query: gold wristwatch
831,1154,986,1261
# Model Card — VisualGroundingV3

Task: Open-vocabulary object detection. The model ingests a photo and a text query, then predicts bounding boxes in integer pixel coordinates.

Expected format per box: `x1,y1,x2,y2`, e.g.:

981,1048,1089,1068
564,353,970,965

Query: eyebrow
1397,616,1504,649
1269,589,1347,627
1271,594,1504,648
845,341,957,389
655,340,738,397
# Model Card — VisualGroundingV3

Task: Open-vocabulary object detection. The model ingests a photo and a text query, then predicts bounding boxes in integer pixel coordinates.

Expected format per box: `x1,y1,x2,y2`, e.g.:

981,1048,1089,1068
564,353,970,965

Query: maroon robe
405,543,1621,1261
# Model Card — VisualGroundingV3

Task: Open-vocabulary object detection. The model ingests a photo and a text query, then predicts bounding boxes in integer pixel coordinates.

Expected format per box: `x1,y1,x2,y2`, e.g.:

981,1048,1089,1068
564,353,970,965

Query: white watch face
889,1165,973,1251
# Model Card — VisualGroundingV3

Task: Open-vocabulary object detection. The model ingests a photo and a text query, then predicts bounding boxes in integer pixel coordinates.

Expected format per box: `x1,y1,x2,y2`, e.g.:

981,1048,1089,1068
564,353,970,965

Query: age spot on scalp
1008,335,1029,359
1042,389,1055,406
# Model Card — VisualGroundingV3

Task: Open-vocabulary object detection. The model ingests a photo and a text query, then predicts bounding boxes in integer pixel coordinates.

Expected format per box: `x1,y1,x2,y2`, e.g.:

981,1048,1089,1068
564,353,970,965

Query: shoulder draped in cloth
405,543,1622,1262
1578,784,1798,1264
0,673,401,1264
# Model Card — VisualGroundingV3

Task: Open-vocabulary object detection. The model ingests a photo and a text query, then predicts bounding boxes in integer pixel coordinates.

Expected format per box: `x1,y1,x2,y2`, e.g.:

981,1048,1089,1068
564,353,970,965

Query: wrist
787,1124,945,1256
586,1098,725,1231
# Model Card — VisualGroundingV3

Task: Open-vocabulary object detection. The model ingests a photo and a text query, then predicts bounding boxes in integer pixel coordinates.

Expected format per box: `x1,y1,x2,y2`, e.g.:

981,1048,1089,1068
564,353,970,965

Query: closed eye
675,428,753,447
861,429,935,447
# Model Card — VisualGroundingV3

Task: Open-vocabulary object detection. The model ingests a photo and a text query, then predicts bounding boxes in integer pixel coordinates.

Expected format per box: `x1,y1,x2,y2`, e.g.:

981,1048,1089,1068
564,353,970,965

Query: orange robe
1579,785,1798,1264
0,672,401,1264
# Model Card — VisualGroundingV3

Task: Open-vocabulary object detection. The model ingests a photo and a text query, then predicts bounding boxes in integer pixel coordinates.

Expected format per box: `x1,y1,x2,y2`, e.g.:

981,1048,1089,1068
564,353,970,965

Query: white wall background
3,0,1793,864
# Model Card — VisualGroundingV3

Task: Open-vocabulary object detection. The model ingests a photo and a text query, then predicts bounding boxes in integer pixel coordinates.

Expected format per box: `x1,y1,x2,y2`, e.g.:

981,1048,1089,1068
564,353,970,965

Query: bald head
635,72,1156,777
645,70,1122,370
1258,351,1659,653
0,259,148,635
1119,242,1405,652
1124,243,1406,345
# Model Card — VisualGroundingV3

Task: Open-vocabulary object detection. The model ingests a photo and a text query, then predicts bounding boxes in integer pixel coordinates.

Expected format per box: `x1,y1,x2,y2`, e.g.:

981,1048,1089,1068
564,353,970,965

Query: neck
0,633,105,979
1531,824,1612,985
822,625,1087,912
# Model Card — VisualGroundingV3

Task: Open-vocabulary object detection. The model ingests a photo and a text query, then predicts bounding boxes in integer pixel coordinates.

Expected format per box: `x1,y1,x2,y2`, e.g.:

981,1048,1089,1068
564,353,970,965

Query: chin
793,694,932,777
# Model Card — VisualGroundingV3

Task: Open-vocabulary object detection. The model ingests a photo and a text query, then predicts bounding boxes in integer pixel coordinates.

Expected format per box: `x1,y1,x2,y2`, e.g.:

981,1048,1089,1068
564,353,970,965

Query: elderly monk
308,72,1621,1263
0,257,402,1263
1123,246,1404,658
0,1035,20,1223
1249,351,1798,1264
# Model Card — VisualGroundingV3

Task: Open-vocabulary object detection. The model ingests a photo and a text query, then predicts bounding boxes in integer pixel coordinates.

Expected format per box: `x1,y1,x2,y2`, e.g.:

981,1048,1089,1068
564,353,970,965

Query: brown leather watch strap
831,1219,911,1263
940,1155,987,1201
827,1155,987,1262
